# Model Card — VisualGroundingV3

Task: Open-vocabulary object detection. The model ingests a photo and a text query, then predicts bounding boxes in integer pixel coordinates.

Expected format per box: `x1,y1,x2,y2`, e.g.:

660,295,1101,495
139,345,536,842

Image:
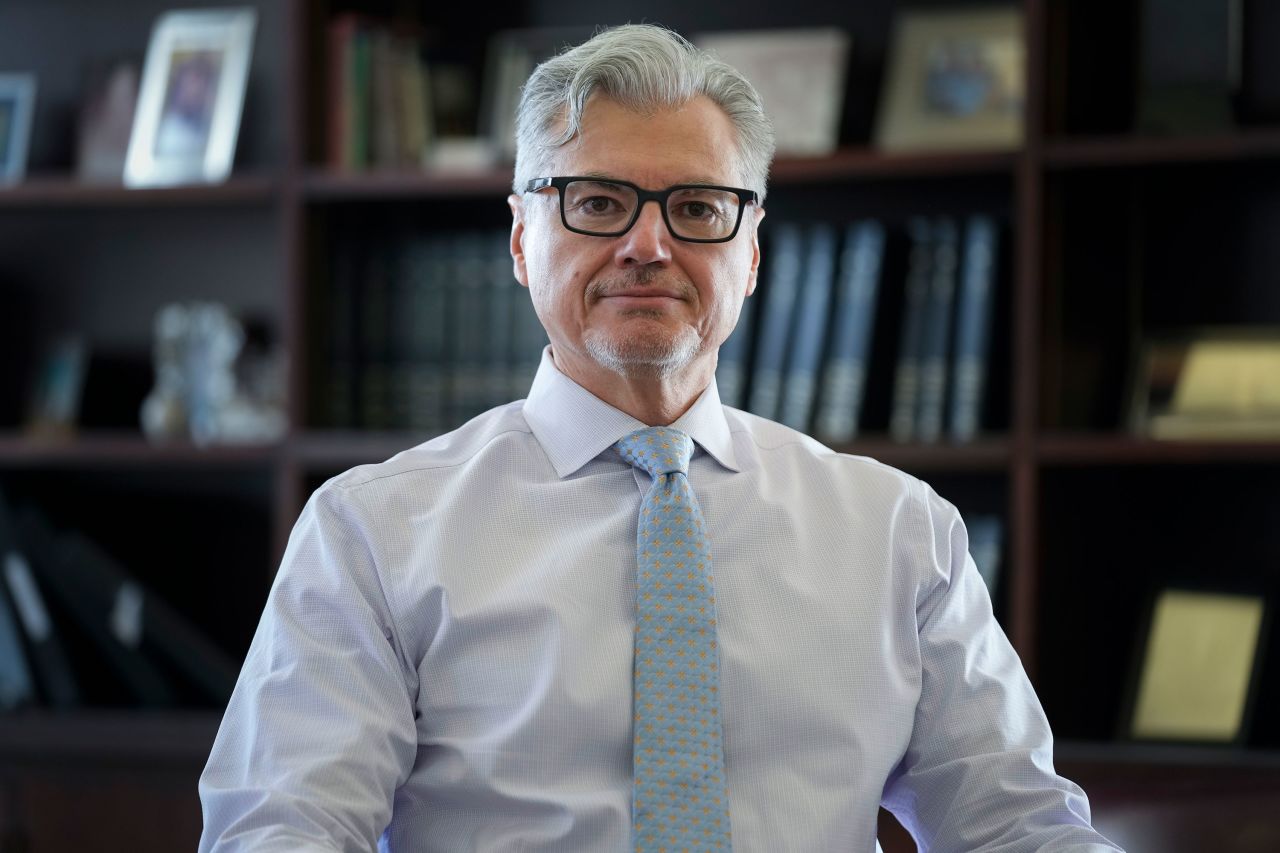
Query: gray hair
512,24,776,201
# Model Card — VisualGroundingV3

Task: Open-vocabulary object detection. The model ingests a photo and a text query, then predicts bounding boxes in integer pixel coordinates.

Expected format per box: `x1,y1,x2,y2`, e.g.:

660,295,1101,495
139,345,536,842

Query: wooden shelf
1036,434,1280,466
0,432,282,469
771,147,1017,183
303,167,515,200
0,175,281,208
1043,128,1280,169
835,436,1012,472
290,430,435,469
0,710,221,765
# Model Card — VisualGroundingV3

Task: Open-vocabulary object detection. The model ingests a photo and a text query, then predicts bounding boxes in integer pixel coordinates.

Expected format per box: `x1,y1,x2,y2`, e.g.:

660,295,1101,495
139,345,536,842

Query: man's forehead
547,95,744,186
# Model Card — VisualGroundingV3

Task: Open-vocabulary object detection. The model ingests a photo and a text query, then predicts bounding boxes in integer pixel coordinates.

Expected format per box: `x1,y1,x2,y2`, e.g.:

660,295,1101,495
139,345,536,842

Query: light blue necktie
616,426,732,852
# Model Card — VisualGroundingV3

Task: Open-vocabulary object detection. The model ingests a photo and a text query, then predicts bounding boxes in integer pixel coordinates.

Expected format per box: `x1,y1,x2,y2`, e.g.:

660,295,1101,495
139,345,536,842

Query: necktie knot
616,427,693,477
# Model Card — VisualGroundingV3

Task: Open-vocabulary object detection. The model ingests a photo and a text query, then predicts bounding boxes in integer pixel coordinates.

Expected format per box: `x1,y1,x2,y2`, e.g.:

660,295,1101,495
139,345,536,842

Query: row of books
0,491,239,711
328,15,436,171
320,229,547,431
717,214,1001,443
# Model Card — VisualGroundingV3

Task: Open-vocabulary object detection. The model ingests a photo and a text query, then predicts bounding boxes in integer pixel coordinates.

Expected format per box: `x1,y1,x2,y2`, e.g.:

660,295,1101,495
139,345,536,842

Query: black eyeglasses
524,176,758,244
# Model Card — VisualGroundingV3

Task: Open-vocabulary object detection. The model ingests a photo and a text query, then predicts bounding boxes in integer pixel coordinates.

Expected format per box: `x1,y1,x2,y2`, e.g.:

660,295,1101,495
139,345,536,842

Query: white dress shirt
199,347,1121,852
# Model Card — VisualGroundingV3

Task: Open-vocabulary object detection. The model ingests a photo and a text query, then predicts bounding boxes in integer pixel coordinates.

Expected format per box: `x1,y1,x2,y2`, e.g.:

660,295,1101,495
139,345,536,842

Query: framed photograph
1120,587,1268,745
124,8,257,187
1127,326,1280,440
0,73,37,185
874,7,1024,152
25,336,89,439
697,28,851,157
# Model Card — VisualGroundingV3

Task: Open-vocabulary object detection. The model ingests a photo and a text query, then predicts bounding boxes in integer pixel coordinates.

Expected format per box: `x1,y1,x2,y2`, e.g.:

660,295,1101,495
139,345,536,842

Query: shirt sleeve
198,482,419,853
880,481,1124,853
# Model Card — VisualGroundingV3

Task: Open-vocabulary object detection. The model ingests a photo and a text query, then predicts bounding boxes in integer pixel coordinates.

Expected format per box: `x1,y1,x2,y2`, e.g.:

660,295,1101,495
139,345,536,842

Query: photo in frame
0,73,38,185
874,6,1024,152
124,8,256,187
1127,326,1280,440
1120,588,1268,745
696,28,851,157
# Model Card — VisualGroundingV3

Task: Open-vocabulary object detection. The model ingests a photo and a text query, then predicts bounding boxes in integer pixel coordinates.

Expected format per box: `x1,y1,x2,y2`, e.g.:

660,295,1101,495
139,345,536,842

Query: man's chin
583,327,702,378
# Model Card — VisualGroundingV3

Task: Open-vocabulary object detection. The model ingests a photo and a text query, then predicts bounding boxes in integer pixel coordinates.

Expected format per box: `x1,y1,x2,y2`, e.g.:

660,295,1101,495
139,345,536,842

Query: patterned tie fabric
616,426,732,852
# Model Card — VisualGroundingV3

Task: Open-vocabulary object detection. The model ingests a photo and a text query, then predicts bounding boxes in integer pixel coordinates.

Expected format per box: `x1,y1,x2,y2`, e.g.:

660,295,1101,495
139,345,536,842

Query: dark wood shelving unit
5,1,1280,850
0,175,282,208
0,432,282,468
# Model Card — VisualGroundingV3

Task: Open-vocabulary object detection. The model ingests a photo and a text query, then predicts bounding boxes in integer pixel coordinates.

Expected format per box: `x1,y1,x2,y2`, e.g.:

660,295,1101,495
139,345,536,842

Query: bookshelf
3,1,1280,850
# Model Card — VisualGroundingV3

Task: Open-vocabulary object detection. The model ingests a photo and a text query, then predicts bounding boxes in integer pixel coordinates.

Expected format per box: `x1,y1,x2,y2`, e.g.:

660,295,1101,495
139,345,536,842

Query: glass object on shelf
141,302,284,446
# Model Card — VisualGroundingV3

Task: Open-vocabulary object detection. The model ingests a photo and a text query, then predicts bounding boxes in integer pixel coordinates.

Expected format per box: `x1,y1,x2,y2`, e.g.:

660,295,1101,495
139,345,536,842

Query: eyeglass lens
561,180,742,240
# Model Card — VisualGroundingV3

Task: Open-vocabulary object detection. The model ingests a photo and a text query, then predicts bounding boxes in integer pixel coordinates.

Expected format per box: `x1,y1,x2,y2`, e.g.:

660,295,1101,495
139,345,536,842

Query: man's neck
550,347,713,426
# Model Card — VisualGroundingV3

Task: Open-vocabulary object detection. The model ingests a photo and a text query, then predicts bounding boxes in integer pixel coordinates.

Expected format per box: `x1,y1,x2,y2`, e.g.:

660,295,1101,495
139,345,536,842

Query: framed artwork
874,7,1024,152
124,8,257,187
1121,587,1269,745
1127,326,1280,440
0,73,37,185
697,28,851,157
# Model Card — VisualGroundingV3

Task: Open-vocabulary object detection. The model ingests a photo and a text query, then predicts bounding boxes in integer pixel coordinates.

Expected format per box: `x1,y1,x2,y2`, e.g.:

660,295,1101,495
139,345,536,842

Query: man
200,24,1121,852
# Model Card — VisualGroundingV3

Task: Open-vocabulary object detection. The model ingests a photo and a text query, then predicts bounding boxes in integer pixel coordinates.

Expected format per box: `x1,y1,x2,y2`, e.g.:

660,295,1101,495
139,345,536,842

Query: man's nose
614,200,673,267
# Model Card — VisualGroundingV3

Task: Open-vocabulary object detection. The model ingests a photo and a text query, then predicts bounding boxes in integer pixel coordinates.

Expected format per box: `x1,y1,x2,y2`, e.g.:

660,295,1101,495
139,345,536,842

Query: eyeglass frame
524,176,760,244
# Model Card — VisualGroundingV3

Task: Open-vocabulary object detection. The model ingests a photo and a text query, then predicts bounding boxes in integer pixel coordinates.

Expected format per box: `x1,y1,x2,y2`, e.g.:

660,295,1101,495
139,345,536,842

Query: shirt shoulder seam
333,424,536,492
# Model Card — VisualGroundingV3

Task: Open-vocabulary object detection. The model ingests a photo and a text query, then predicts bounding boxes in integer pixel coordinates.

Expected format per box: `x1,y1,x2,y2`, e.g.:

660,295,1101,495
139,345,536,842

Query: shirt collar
522,347,741,478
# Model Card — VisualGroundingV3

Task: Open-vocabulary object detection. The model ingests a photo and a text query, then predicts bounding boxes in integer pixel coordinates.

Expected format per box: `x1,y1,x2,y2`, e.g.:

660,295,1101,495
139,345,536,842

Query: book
967,515,1004,599
0,565,36,711
17,509,238,706
359,245,394,430
816,220,886,443
916,217,960,444
715,285,758,410
449,232,492,425
949,215,999,443
748,223,805,421
781,223,837,432
399,235,448,432
486,230,517,411
324,241,360,428
889,217,934,443
16,509,175,707
0,491,78,709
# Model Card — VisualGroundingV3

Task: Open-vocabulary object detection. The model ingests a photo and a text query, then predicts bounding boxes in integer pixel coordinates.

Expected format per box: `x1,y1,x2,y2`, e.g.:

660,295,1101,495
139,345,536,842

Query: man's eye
675,201,720,220
579,196,622,214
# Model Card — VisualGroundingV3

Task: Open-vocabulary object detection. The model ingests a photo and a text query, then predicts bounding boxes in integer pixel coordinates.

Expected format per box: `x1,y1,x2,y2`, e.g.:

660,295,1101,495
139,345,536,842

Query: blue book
748,223,804,421
815,220,886,443
949,215,999,444
0,568,36,710
487,230,516,410
967,515,1004,600
400,235,448,432
889,218,934,443
0,491,78,708
915,217,960,444
716,286,757,410
781,224,838,432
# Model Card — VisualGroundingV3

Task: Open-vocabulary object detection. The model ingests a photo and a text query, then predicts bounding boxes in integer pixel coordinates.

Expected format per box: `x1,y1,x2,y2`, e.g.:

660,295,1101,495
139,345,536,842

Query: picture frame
124,8,257,187
1119,587,1269,745
697,28,851,157
0,73,38,185
874,6,1025,152
1127,326,1280,440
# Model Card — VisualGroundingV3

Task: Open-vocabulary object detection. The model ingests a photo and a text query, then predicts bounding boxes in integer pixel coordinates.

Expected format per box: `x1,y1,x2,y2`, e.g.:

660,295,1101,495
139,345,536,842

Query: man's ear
745,205,765,297
508,193,530,289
